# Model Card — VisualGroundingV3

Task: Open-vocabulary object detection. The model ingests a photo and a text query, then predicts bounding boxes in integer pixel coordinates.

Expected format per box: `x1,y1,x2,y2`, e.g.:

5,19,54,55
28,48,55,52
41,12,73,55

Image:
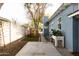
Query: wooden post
9,22,11,46
1,21,5,54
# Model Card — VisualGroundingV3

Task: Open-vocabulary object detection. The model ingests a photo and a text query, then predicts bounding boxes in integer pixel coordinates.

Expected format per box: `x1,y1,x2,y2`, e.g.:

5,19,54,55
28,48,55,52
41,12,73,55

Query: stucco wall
1,21,10,45
1,21,25,46
49,4,78,52
11,23,25,42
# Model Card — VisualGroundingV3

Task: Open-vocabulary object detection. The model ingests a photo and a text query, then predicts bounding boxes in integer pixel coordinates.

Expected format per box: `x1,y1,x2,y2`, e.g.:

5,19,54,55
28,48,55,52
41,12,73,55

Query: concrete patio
16,33,73,56
16,42,61,56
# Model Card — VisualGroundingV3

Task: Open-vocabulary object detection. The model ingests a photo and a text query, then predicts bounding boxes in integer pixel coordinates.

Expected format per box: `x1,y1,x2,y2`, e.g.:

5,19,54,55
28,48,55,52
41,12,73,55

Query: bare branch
24,3,47,29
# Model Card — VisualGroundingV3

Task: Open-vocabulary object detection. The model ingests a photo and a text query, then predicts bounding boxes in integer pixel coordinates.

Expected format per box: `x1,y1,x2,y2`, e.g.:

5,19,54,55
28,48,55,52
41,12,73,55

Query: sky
0,3,29,25
0,3,62,25
45,3,62,18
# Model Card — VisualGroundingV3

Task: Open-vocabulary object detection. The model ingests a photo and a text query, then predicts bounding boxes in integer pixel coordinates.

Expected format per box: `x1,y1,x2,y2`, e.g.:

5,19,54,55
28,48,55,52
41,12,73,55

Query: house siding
49,4,79,52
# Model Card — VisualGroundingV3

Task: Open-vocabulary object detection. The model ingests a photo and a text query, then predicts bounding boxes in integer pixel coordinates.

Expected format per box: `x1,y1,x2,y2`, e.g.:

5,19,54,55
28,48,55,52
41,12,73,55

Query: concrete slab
16,42,61,56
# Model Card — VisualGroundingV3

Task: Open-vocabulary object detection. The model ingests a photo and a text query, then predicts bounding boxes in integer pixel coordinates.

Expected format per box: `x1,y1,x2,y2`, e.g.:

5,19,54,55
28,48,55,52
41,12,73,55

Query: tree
24,3,47,38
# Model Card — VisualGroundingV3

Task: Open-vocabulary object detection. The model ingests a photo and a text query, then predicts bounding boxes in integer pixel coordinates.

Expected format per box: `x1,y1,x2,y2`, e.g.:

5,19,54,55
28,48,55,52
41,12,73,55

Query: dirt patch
0,39,27,56
72,52,79,56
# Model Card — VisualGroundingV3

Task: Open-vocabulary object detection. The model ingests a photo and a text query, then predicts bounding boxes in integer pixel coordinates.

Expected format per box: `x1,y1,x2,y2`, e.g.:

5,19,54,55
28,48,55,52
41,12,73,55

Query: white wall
1,21,25,46
11,23,25,42
2,21,10,46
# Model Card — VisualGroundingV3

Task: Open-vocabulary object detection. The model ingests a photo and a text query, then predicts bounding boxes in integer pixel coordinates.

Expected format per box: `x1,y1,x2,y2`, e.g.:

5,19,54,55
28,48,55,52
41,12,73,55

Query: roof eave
68,10,79,17
0,17,11,22
48,3,71,23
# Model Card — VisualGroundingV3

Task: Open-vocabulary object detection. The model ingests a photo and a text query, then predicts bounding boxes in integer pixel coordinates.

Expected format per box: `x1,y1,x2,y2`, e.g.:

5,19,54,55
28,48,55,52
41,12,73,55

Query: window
58,17,61,29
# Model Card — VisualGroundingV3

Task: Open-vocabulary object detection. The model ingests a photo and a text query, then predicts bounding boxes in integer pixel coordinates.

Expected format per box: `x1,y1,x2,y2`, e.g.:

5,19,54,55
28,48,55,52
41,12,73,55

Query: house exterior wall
49,4,79,52
1,21,25,46
2,21,10,45
77,4,79,11
43,16,49,36
10,22,25,42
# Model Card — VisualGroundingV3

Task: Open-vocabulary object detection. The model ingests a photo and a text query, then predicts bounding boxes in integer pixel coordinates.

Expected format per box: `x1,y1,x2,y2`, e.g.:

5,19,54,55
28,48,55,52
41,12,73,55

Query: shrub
51,29,63,36
23,34,38,41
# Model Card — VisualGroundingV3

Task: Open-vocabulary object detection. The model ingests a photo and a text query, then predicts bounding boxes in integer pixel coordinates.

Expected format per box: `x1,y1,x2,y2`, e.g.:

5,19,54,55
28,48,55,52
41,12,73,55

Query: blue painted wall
43,16,49,38
49,4,79,52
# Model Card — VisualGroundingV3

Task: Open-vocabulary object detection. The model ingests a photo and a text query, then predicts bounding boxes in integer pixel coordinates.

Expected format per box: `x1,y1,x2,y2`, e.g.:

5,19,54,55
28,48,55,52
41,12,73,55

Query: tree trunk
34,21,40,40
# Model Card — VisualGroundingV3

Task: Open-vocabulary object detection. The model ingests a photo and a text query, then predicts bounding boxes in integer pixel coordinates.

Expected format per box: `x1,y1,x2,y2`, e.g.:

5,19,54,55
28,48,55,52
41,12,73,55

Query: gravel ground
0,39,27,56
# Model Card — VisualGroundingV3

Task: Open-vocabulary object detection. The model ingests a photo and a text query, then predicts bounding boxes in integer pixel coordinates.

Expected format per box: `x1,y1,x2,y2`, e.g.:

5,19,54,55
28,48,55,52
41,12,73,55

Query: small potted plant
51,29,64,47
